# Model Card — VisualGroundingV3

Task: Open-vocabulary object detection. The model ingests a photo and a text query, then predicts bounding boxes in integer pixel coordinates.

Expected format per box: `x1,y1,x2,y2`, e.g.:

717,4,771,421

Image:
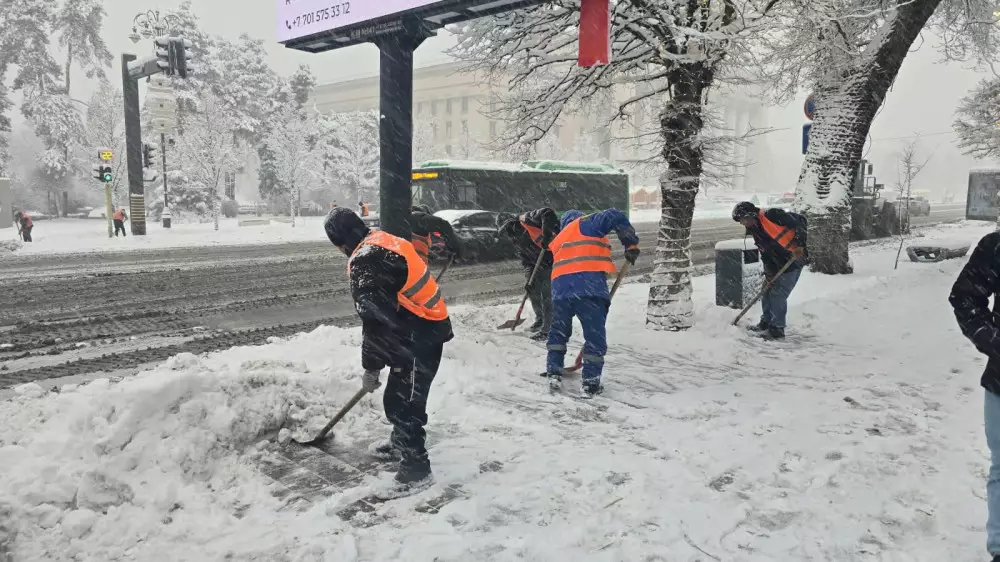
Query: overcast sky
57,1,1000,197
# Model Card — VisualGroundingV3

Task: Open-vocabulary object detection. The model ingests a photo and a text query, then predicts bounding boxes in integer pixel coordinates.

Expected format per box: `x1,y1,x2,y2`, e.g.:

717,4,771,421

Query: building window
446,98,453,114
432,123,439,142
461,120,468,135
490,121,497,139
431,101,438,116
461,96,469,113
446,144,453,156
446,121,453,138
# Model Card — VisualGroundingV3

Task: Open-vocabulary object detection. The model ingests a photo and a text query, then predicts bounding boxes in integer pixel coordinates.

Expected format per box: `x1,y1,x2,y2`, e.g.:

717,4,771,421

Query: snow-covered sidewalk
0,222,994,561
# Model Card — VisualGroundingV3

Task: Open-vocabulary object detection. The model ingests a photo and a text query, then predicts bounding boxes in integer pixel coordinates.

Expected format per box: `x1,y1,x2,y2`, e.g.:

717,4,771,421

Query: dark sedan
430,210,518,263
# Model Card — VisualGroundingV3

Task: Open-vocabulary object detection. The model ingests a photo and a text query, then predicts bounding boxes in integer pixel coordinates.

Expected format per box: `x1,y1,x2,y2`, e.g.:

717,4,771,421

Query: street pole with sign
147,74,176,228
99,149,115,238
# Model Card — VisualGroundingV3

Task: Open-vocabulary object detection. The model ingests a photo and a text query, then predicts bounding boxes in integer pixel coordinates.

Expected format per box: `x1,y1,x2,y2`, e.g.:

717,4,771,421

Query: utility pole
94,149,115,238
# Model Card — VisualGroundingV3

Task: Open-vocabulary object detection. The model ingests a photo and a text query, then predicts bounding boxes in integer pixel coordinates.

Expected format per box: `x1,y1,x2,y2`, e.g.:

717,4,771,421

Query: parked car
908,196,931,216
432,209,517,263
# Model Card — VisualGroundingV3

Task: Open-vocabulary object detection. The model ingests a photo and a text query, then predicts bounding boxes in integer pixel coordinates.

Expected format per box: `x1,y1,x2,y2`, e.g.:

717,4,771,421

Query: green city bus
411,160,630,218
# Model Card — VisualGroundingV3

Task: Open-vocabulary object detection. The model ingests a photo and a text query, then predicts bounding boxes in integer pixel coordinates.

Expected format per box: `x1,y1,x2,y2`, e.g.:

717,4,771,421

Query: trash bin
162,207,172,229
715,239,763,309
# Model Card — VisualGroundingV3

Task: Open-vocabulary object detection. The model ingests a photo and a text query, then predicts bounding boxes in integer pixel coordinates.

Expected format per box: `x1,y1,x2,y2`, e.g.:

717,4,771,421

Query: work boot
391,464,434,495
529,331,547,342
547,371,563,391
528,319,543,332
747,320,770,333
761,327,785,340
368,438,401,461
582,379,604,397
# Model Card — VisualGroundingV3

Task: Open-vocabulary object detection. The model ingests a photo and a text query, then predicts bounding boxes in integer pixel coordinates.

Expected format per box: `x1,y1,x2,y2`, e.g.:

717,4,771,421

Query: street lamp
130,10,177,44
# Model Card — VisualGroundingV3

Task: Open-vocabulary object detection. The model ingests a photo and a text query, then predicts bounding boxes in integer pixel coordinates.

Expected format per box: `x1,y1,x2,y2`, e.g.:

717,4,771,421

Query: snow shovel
293,387,370,446
732,255,798,326
435,256,454,283
497,251,547,330
562,262,630,374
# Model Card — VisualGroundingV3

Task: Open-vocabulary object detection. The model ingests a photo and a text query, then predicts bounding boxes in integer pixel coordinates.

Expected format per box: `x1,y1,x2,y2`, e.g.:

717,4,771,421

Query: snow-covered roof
434,209,490,223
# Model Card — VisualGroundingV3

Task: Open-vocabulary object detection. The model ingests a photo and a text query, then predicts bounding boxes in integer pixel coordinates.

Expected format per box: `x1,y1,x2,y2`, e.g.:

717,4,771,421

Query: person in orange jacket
324,208,453,495
14,210,33,242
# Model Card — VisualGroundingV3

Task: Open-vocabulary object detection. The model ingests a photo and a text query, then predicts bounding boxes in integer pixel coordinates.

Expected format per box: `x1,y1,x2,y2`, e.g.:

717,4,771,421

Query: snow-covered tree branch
321,110,380,206
954,77,1000,160
262,105,325,226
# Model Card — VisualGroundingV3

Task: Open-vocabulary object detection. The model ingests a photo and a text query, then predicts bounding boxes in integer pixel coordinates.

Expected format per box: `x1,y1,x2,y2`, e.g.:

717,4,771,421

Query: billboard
967,169,1000,222
278,0,546,51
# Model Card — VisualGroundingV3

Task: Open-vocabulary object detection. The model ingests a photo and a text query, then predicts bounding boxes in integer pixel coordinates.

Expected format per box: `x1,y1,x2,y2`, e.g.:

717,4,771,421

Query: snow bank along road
0,206,964,388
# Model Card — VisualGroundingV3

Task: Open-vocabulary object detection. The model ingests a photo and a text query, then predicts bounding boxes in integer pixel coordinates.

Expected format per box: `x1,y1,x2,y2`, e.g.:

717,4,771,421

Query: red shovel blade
562,350,584,373
497,317,527,330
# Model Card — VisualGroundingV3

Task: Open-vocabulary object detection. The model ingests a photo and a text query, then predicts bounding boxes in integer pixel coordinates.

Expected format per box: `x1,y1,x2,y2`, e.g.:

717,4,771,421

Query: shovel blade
497,318,526,330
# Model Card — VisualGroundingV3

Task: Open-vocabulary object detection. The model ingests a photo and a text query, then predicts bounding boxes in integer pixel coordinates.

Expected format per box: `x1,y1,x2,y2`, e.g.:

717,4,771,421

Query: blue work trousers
546,297,609,382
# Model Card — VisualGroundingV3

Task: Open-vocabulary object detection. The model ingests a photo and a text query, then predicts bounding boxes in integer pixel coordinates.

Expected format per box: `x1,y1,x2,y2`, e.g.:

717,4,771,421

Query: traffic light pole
161,132,170,227
122,53,146,235
104,182,114,238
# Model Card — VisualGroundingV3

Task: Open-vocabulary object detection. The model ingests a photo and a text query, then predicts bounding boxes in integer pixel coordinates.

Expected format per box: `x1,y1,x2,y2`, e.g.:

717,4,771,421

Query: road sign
279,0,548,51
99,149,114,161
804,94,816,120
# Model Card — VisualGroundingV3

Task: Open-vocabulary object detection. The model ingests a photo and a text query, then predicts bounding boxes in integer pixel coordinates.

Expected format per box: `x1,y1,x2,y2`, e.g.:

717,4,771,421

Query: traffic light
154,36,173,76
93,165,112,183
142,143,157,168
172,38,194,79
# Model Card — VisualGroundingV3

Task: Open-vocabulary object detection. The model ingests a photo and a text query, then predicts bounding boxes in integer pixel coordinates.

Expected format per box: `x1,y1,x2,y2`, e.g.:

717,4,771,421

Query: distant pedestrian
497,208,561,341
950,231,1000,562
358,201,370,217
732,201,807,340
113,207,128,237
14,210,32,242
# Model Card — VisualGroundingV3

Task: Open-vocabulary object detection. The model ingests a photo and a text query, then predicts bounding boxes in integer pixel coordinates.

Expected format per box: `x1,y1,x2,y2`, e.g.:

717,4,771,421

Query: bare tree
263,105,324,228
451,0,781,331
893,140,930,269
746,0,1000,275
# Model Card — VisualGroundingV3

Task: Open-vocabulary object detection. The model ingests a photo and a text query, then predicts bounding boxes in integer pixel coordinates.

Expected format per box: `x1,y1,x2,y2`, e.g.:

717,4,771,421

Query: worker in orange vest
14,210,33,242
732,201,808,340
358,201,370,217
324,208,453,495
545,209,639,397
112,207,128,237
496,208,560,340
411,205,462,264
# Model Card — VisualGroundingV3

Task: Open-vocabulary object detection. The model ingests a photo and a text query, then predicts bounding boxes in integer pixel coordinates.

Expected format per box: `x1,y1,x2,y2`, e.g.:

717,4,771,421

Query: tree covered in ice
747,0,1000,274
321,110,381,206
262,105,325,226
171,91,243,230
954,78,1000,160
451,0,780,330
82,81,126,206
55,0,113,94
258,66,317,201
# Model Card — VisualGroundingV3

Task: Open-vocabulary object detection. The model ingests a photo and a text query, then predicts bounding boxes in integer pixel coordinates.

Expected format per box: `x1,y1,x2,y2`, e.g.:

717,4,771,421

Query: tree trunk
290,184,297,228
795,0,943,274
646,72,707,331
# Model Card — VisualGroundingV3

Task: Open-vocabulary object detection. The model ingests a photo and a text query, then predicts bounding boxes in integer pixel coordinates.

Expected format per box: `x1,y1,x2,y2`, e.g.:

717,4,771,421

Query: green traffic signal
101,166,112,182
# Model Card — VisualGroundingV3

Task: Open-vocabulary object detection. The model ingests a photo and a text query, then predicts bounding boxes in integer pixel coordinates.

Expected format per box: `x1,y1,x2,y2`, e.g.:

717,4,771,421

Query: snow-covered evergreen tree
55,0,112,94
452,0,780,330
954,78,1000,160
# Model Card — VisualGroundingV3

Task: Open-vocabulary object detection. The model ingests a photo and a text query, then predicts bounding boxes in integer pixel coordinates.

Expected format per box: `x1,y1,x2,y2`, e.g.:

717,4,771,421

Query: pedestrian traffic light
93,164,112,183
154,36,173,76
142,143,157,168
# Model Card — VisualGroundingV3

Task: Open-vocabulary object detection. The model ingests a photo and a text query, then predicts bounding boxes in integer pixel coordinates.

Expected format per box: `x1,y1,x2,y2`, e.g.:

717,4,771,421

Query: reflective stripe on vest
411,233,431,263
549,217,616,279
348,231,448,321
519,215,544,248
758,210,796,250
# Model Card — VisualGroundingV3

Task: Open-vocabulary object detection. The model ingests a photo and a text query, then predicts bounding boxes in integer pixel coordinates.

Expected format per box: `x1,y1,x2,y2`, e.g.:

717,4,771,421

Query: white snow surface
0,221,996,561
0,217,330,256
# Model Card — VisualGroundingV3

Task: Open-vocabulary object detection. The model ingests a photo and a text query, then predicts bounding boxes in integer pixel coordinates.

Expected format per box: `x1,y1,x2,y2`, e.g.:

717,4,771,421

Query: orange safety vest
519,215,544,248
20,213,32,227
348,231,448,321
113,209,125,221
549,216,616,279
411,233,432,263
758,210,796,250
360,204,370,217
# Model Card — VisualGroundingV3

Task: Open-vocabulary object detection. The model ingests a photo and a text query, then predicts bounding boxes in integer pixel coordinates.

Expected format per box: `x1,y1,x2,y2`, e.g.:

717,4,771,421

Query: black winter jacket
349,241,454,371
412,211,463,259
950,231,1000,394
745,208,808,276
498,208,560,269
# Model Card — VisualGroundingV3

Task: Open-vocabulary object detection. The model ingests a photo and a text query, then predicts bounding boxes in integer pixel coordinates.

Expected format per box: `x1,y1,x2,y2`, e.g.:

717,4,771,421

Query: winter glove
790,246,805,259
362,369,382,393
624,247,640,266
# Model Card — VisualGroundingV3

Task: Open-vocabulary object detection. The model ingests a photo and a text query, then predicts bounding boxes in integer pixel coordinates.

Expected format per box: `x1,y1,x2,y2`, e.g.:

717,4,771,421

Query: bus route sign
98,149,114,161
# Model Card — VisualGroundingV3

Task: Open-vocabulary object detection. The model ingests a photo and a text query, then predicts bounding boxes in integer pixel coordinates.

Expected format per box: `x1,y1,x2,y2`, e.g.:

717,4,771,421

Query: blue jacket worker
732,201,807,340
545,209,639,396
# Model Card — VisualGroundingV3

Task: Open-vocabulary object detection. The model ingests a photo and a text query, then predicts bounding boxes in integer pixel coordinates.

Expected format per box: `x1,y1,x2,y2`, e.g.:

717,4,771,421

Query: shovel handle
509,251,548,330
312,387,369,441
732,256,797,326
